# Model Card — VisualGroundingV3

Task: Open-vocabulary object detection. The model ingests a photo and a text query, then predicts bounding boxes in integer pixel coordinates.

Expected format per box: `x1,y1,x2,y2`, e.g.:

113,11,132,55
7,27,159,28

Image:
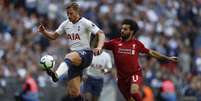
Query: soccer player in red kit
104,19,178,101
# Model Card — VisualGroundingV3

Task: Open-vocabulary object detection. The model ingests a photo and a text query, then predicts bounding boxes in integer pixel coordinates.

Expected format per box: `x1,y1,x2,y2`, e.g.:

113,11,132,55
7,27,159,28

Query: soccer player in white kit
38,2,105,101
82,51,112,101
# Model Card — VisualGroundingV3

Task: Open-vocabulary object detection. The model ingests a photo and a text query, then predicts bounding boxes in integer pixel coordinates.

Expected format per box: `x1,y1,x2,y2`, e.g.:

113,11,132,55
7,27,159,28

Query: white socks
55,62,69,78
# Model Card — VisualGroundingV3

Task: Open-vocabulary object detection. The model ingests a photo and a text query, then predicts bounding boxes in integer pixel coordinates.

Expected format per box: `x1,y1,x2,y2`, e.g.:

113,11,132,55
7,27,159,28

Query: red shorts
117,74,143,100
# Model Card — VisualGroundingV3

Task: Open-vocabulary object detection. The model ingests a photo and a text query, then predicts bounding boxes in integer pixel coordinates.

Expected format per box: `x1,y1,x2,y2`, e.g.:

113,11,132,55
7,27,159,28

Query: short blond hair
65,2,80,12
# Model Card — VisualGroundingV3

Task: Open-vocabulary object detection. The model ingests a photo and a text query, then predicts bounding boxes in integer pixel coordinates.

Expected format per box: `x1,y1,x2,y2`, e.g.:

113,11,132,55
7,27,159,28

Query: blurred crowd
0,0,201,101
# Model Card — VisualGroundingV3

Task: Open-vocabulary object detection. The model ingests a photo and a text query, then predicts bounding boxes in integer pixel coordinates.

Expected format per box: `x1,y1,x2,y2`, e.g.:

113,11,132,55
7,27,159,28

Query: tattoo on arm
96,31,105,48
149,50,169,61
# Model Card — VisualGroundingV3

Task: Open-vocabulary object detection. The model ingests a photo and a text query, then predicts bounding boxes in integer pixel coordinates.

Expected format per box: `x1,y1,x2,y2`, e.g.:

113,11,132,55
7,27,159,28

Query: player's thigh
66,76,81,96
130,74,143,94
65,51,82,66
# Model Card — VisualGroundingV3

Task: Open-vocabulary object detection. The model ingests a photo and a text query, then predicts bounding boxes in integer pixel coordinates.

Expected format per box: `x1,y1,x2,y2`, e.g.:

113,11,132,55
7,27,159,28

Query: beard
121,33,130,40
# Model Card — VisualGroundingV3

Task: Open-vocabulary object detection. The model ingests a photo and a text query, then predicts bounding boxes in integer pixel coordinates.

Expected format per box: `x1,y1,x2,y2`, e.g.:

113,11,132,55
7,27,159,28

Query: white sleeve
55,21,66,35
87,20,101,35
105,53,112,69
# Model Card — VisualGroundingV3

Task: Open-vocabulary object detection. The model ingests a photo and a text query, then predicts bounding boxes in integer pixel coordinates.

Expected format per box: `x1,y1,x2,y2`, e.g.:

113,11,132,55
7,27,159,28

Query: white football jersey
55,17,101,50
86,51,112,78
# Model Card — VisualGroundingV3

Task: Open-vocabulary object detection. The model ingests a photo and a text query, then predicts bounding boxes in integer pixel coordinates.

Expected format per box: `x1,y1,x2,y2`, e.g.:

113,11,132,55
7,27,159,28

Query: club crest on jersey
78,26,80,31
132,44,136,49
66,33,81,40
131,44,136,55
118,43,122,46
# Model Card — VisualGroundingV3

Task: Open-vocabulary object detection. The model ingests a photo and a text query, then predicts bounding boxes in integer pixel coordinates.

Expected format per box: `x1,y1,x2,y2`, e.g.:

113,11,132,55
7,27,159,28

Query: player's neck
124,35,133,42
121,38,132,42
72,16,81,24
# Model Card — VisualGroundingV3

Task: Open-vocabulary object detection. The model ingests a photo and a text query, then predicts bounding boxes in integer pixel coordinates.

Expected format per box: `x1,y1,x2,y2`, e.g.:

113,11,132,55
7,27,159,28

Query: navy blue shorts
76,49,93,69
67,49,93,81
82,75,104,96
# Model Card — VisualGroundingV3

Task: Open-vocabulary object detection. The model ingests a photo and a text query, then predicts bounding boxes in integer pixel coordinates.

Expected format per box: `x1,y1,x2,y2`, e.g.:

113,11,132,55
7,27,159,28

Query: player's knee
67,79,81,96
67,87,80,96
64,54,73,61
69,91,80,97
131,84,140,94
65,52,81,66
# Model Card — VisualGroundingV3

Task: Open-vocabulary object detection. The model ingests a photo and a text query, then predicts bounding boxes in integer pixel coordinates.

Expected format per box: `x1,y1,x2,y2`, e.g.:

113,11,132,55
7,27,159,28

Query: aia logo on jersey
66,33,81,40
91,64,103,69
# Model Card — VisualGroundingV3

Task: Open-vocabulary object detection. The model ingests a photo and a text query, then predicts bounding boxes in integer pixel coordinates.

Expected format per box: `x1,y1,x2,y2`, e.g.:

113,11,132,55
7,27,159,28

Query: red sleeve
104,39,115,50
137,40,149,54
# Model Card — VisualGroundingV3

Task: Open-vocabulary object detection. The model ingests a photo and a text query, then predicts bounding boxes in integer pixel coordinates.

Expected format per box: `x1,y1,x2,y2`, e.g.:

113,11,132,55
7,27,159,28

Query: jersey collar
120,37,135,42
71,17,82,24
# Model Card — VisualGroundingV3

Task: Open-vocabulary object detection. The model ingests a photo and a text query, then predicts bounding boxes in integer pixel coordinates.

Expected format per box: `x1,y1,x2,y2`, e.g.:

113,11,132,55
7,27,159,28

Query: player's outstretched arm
93,31,105,56
148,50,178,62
38,25,59,40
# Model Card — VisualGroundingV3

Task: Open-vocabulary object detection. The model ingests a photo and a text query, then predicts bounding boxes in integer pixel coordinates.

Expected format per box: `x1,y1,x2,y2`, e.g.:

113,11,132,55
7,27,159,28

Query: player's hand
82,75,88,82
101,68,109,74
168,56,178,63
38,25,46,33
92,47,102,56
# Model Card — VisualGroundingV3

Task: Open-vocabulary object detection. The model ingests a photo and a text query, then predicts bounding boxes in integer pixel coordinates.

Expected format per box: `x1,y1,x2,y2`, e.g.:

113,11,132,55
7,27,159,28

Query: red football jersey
104,38,149,79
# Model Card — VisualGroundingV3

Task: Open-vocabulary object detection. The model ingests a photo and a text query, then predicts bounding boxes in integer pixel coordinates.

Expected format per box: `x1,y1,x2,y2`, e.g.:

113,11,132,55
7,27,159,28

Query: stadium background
0,0,201,101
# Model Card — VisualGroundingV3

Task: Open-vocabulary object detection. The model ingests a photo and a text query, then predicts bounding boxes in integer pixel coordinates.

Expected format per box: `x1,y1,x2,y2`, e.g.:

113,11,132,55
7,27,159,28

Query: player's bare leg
65,51,82,65
55,51,86,101
130,83,142,101
50,51,81,79
45,51,83,95
66,76,81,96
46,51,81,82
64,52,82,97
47,49,93,101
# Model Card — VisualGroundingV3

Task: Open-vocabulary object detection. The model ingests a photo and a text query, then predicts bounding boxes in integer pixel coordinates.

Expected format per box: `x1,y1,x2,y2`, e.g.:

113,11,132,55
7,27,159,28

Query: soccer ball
40,55,55,70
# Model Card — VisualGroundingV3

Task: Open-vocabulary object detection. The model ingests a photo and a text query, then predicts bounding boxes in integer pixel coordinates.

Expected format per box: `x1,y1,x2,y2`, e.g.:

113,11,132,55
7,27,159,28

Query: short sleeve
55,21,66,35
137,40,149,53
87,20,101,35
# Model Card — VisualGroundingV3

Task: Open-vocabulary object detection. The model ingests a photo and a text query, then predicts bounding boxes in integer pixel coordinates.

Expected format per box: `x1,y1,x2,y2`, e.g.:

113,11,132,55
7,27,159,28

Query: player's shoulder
78,17,94,28
110,37,121,42
106,38,121,45
132,38,143,44
80,17,88,21
60,19,70,25
79,17,92,24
